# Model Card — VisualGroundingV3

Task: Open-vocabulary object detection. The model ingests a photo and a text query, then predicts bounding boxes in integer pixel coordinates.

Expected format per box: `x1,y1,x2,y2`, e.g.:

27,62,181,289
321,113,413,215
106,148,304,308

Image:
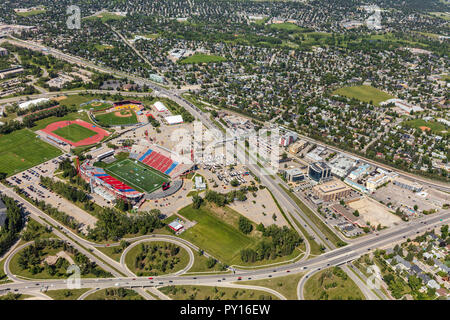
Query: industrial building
308,162,331,182
328,156,357,178
313,179,352,202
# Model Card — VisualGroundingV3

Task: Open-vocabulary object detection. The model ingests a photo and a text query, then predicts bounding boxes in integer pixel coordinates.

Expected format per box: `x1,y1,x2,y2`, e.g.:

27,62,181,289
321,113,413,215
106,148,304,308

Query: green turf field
332,85,395,106
179,53,227,64
52,123,98,142
0,129,61,176
402,119,448,134
269,22,304,31
82,102,112,111
94,110,138,126
105,158,169,193
178,204,258,265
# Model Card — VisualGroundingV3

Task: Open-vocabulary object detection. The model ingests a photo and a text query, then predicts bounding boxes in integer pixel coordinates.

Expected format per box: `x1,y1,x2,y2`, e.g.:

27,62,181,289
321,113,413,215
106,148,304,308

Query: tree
192,195,203,209
206,257,216,269
230,179,239,187
238,216,253,234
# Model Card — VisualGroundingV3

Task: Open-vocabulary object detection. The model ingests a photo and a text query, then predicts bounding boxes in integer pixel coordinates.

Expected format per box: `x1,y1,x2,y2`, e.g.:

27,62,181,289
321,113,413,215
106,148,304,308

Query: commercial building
288,140,308,154
393,177,423,192
348,163,371,180
284,168,305,182
308,162,331,182
328,156,358,178
153,101,168,112
366,172,397,192
0,199,6,228
279,132,298,147
195,176,206,190
165,115,184,125
313,179,352,202
0,66,24,79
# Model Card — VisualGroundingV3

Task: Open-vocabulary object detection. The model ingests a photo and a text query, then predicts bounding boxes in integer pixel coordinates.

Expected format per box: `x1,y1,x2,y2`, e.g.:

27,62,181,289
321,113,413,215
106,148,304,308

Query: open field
94,110,138,126
269,22,304,31
31,112,92,131
105,158,169,193
402,119,448,134
332,85,395,106
240,272,305,300
159,285,279,300
85,12,126,23
179,53,227,64
44,288,91,300
0,129,61,176
124,241,190,276
178,204,258,265
81,102,112,111
15,9,46,17
303,267,365,300
52,123,98,143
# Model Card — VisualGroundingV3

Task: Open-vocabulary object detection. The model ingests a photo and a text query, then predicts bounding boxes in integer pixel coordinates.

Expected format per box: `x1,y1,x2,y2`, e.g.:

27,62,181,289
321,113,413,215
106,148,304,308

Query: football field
52,123,98,142
105,158,169,193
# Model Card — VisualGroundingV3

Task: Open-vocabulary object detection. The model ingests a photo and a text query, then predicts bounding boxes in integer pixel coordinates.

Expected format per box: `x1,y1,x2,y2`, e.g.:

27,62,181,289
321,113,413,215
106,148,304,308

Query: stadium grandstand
79,161,144,204
132,144,193,179
113,100,144,111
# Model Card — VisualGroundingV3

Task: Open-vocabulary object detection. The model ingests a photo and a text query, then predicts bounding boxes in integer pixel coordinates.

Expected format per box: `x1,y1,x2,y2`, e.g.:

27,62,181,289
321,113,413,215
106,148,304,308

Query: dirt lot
228,188,288,227
348,197,402,228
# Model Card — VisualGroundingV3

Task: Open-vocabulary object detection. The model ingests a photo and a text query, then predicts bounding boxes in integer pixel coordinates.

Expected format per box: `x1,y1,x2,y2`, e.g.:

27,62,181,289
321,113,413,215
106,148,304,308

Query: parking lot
6,154,98,234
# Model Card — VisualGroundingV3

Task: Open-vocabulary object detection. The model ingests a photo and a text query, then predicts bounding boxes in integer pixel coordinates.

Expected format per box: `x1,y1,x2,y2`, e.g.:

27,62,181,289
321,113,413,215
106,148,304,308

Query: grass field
179,53,227,64
0,129,61,176
269,22,304,31
52,123,98,143
15,9,46,17
178,204,258,265
159,285,279,300
31,112,92,131
94,110,138,126
81,102,112,111
85,288,144,300
332,85,395,106
303,267,365,300
85,12,126,23
240,272,305,300
45,288,91,300
402,119,448,134
105,158,169,193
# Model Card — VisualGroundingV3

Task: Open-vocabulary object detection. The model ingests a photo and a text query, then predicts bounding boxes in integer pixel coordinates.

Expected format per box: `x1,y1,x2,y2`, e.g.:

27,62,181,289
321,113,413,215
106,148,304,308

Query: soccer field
105,158,169,193
332,85,395,106
52,124,98,142
0,129,62,176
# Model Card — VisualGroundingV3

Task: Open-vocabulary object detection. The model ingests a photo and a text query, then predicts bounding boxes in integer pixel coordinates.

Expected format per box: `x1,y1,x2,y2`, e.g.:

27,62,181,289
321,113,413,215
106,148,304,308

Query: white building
153,101,168,112
165,115,183,125
18,98,50,110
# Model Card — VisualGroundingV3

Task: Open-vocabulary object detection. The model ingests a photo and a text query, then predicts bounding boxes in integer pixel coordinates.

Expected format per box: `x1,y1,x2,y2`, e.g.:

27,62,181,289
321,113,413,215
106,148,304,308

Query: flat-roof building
308,162,331,182
393,177,423,192
284,168,305,182
313,179,352,202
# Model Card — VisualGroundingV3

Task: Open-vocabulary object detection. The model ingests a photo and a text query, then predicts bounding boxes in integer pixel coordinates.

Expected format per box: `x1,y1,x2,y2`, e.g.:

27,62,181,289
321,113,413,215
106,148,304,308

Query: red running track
41,119,110,147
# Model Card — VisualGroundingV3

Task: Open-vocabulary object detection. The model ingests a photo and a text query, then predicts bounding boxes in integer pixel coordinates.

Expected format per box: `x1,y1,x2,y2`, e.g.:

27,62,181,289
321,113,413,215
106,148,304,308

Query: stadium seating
137,148,179,176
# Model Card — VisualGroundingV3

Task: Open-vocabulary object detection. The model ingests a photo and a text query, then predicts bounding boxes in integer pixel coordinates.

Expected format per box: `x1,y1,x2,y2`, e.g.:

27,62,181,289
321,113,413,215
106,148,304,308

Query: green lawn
403,119,448,134
85,12,126,23
269,22,304,31
105,158,169,193
124,241,190,276
332,85,395,106
31,112,92,131
159,285,278,300
52,123,98,143
94,110,138,126
240,272,305,300
15,9,46,17
178,204,258,265
45,288,91,300
81,102,112,111
179,53,227,64
303,267,365,300
0,129,61,176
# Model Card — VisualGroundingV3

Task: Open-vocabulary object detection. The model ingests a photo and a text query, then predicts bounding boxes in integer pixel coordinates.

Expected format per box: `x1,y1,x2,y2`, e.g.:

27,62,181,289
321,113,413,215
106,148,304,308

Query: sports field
0,129,61,176
94,110,138,126
179,53,226,64
332,85,395,106
52,123,98,143
105,158,169,193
